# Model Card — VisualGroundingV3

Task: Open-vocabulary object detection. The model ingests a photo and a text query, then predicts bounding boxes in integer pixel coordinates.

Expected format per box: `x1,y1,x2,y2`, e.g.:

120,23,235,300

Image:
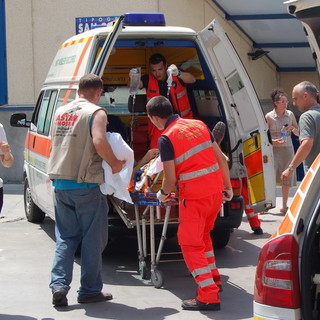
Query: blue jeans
49,186,108,296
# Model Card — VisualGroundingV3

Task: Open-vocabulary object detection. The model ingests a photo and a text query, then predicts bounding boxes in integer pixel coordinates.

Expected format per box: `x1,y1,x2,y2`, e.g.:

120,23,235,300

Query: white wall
5,0,319,105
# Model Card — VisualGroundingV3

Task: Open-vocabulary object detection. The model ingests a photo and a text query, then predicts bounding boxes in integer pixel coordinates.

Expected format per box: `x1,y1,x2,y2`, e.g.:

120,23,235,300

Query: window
37,90,58,135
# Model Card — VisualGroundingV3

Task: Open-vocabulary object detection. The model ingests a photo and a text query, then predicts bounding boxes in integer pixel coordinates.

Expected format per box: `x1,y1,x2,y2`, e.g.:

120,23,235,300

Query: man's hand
156,190,170,202
167,64,180,77
0,142,11,155
281,168,293,183
111,160,126,174
223,189,233,202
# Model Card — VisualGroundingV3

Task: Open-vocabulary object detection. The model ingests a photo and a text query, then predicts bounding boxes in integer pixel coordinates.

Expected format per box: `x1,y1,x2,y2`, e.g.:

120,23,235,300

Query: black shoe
212,121,226,146
182,298,220,311
78,292,113,304
52,290,68,307
253,227,263,235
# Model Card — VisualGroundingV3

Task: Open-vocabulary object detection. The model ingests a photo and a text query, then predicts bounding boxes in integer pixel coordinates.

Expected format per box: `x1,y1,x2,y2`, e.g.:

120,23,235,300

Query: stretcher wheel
151,269,164,288
139,261,148,280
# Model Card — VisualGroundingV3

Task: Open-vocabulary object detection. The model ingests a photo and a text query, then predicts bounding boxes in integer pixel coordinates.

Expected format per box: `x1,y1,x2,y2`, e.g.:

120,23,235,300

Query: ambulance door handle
32,135,36,149
250,130,259,149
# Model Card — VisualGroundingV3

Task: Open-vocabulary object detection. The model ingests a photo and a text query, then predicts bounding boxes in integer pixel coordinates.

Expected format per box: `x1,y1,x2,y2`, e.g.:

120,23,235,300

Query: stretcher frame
108,171,179,288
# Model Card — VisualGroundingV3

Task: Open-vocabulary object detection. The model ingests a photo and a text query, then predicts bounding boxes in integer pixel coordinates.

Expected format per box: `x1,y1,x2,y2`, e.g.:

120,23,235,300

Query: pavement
0,183,298,320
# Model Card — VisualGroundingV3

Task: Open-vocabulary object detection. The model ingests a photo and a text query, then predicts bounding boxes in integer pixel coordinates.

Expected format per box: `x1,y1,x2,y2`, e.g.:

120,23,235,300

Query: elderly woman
265,88,299,214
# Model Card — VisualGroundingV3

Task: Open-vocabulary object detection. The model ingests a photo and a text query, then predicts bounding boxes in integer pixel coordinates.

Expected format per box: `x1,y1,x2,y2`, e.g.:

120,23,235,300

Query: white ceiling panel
211,0,316,71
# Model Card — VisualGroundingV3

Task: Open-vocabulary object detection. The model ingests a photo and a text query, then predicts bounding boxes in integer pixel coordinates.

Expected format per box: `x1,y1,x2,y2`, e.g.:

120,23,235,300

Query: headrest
128,95,147,113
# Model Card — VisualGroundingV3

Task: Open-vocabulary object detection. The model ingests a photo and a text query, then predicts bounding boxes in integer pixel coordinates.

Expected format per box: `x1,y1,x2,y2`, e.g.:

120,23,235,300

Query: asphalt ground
0,183,298,320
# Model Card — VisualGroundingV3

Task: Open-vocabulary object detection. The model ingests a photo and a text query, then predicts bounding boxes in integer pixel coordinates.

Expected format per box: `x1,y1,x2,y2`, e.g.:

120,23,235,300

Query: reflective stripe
246,211,258,218
179,163,219,181
176,88,187,99
209,262,217,270
180,108,191,117
198,278,215,288
205,250,214,258
175,141,212,165
191,266,211,277
245,204,252,210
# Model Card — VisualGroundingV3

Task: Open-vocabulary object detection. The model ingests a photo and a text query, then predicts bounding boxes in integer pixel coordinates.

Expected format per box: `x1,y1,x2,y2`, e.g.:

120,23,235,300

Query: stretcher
108,166,179,288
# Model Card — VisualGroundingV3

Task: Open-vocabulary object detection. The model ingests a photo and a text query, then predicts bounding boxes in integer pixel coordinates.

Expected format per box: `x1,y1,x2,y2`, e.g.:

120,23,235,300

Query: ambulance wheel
211,228,231,249
151,269,164,288
139,261,148,280
24,177,45,223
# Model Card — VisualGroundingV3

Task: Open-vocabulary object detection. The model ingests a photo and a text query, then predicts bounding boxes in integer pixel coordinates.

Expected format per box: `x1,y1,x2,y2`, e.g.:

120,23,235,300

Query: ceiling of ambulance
211,0,316,72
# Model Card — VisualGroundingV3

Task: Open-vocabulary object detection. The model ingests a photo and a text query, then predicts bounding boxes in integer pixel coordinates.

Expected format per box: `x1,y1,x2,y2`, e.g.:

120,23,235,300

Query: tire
24,177,45,223
211,228,231,249
151,269,164,288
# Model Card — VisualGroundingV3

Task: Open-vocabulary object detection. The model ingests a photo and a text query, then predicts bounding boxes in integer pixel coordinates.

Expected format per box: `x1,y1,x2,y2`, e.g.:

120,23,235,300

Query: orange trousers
241,177,261,229
178,192,223,303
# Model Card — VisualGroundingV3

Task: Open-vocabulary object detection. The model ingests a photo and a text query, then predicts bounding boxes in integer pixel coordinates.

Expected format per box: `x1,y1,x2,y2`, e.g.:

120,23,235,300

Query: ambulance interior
97,39,230,162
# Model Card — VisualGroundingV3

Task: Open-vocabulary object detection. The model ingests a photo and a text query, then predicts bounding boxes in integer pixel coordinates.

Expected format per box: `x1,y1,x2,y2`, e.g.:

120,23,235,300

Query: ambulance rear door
198,19,276,212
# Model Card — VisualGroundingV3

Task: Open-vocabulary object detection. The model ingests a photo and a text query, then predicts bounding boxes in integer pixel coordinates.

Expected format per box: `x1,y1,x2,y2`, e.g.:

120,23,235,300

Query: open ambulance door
198,19,276,212
91,15,125,77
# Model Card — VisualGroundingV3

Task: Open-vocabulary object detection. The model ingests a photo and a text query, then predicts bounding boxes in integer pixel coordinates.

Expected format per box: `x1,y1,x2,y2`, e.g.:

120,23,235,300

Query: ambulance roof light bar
123,13,166,26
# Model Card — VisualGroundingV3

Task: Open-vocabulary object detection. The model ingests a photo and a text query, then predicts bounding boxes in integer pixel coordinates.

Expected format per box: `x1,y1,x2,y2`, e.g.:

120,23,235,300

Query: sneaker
212,121,226,146
182,298,220,311
52,290,68,307
252,227,263,235
77,292,113,304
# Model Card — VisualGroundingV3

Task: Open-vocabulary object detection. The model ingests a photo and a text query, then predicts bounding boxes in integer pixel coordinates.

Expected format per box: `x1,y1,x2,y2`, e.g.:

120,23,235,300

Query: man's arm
281,138,313,181
212,142,232,190
161,160,177,195
91,110,124,174
178,71,196,84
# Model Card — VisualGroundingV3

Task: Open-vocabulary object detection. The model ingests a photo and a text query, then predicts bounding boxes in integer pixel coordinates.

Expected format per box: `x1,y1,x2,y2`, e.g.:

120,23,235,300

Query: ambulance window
56,89,76,110
37,90,58,135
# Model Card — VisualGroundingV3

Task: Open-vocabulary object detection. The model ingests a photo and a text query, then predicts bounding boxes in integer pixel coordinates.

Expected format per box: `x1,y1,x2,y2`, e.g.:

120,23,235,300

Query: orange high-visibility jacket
162,118,223,199
147,74,193,118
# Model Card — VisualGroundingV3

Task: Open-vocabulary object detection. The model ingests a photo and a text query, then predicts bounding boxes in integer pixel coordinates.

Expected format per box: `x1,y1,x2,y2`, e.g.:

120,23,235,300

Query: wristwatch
288,165,295,171
160,188,169,196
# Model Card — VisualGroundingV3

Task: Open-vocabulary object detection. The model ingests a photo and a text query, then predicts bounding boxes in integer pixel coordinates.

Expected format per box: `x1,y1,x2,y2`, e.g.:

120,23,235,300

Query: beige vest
48,98,105,184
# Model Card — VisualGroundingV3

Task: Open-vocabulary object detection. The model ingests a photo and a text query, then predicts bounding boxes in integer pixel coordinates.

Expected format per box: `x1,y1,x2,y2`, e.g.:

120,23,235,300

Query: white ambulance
10,13,275,248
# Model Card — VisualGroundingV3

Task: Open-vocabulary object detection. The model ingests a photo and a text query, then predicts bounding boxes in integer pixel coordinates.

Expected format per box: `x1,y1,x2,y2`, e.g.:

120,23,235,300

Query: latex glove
157,190,170,203
167,64,179,77
223,189,233,202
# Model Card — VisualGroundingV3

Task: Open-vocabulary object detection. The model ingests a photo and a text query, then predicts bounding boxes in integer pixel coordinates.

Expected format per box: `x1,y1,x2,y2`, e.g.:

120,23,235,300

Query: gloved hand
157,189,170,202
223,188,233,202
167,64,180,77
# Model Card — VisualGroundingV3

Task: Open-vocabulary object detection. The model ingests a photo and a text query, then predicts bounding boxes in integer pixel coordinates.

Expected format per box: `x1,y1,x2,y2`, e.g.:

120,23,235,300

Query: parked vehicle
10,13,275,248
253,0,320,318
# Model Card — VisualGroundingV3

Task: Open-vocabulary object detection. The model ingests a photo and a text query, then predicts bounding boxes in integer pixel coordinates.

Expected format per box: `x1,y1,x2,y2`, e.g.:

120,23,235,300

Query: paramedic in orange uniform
146,96,233,311
139,53,196,148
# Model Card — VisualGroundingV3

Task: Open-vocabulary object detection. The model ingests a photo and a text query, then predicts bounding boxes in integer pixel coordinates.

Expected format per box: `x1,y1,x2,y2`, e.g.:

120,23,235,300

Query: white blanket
99,132,134,203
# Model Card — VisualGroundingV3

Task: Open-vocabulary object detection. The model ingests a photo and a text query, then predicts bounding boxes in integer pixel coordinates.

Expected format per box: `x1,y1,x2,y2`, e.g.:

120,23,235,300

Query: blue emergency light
123,13,166,26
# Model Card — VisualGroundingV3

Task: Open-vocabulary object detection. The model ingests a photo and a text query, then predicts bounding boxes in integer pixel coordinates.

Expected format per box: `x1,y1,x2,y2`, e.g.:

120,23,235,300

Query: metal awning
211,0,316,72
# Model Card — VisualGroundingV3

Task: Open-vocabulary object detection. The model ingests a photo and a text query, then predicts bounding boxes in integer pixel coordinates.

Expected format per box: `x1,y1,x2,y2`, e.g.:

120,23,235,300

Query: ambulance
254,0,320,318
10,13,275,248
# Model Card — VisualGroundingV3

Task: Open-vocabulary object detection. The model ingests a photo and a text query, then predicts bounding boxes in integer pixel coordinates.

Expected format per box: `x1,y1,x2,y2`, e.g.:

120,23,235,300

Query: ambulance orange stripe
25,133,51,158
277,215,293,235
71,36,93,82
290,193,303,218
299,170,313,194
311,155,320,170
